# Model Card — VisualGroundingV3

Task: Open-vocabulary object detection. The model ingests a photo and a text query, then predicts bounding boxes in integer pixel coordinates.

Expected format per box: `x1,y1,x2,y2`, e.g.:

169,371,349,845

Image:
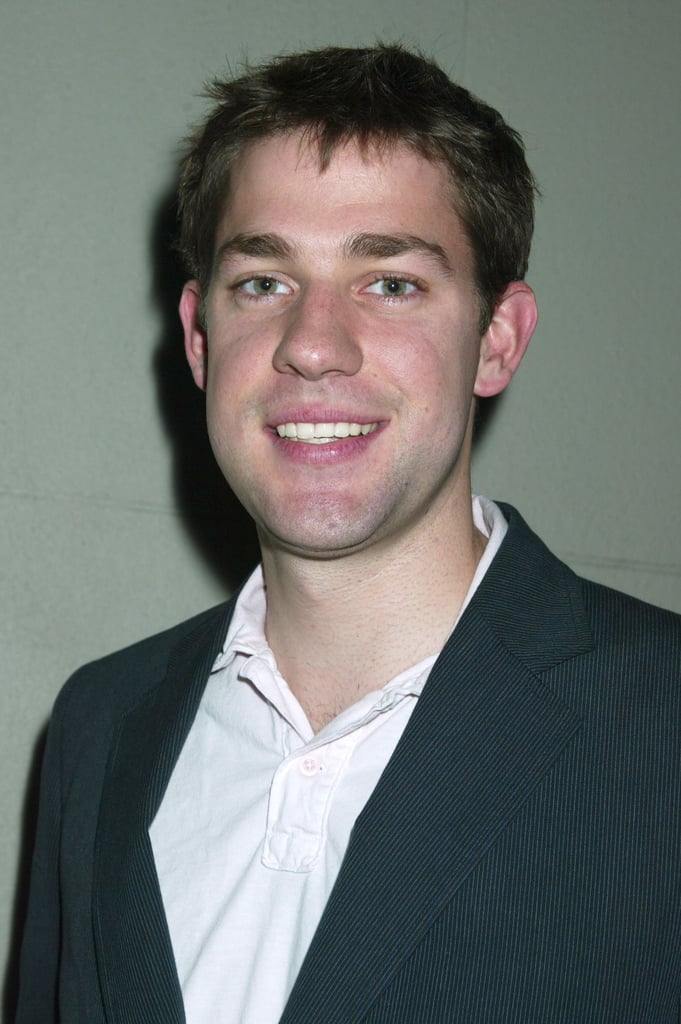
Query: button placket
262,734,355,871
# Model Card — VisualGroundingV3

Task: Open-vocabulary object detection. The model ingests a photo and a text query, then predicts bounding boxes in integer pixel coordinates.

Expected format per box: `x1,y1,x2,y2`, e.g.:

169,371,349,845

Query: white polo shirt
150,496,507,1024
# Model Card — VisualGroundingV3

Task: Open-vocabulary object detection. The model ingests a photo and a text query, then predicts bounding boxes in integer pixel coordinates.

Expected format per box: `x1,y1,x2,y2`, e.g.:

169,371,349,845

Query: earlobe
474,282,538,398
179,281,208,391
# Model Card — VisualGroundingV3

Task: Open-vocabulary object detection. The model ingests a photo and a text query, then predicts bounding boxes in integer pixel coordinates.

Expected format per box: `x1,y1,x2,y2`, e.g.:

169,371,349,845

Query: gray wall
2,0,680,1007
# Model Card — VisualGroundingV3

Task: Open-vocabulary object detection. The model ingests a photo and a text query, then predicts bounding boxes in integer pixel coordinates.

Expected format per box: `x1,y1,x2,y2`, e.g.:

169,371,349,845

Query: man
16,44,681,1023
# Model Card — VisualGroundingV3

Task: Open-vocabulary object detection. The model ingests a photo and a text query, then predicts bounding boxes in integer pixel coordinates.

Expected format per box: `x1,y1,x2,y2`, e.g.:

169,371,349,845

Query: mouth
274,421,379,444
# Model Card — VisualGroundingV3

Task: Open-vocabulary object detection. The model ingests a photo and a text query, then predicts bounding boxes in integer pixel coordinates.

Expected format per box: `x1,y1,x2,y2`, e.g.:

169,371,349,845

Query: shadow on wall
150,188,261,591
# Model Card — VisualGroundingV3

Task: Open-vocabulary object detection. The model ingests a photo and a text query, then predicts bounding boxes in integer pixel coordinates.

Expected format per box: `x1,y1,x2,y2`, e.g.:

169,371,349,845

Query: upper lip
268,409,382,428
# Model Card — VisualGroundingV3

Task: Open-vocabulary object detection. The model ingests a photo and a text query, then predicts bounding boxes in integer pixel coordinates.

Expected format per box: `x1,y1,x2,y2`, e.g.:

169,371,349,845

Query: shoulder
491,502,681,677
578,572,681,633
52,600,235,736
499,502,680,623
576,575,681,680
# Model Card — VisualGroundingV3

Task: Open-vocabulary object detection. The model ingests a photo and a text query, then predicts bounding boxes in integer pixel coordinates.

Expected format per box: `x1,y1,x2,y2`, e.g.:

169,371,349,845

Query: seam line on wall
3,488,680,580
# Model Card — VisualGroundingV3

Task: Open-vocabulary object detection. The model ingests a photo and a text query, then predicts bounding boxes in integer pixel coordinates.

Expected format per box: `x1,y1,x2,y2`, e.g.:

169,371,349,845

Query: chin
259,524,375,560
256,503,390,560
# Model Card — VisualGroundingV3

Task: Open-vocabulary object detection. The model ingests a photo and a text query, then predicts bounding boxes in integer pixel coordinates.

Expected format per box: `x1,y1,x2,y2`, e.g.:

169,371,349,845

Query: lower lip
269,427,383,463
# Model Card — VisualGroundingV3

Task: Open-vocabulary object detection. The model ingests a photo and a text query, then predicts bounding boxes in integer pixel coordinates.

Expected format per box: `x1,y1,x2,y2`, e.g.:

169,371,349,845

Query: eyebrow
213,232,297,272
213,230,453,274
344,233,453,274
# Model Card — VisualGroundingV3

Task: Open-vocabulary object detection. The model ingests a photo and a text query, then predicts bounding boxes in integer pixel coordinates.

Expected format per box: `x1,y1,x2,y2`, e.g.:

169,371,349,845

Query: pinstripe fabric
15,506,681,1023
92,606,235,1023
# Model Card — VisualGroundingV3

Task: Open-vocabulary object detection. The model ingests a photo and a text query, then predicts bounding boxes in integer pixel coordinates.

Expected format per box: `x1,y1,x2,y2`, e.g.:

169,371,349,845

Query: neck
259,493,486,730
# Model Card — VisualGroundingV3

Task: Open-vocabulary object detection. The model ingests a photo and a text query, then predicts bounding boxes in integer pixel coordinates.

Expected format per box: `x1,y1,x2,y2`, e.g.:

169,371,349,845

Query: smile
275,422,378,444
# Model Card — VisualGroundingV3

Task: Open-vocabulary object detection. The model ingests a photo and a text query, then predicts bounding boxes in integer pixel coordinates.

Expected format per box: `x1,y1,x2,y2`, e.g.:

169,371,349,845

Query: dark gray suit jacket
15,506,681,1022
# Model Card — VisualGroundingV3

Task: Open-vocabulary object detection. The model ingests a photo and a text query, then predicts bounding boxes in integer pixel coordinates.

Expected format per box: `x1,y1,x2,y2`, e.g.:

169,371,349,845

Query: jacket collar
92,600,237,1023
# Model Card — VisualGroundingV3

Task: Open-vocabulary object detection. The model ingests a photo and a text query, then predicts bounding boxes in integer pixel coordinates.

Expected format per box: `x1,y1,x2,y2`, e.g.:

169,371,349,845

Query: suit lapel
281,507,593,1024
92,601,235,1024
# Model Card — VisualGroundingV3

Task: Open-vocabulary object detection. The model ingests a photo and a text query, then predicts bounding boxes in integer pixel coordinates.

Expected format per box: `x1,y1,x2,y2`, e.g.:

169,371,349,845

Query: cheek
384,329,478,408
205,328,264,404
398,339,481,456
203,353,249,459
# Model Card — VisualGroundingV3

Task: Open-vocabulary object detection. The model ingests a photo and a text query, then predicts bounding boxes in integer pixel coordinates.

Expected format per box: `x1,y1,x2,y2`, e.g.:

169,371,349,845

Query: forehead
216,131,469,259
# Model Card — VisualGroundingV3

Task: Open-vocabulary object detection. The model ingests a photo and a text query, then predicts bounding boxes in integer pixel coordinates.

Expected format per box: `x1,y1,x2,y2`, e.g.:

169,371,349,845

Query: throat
264,591,451,732
261,518,489,730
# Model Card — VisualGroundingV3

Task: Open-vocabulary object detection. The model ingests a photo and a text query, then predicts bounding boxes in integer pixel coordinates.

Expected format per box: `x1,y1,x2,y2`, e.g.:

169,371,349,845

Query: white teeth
275,421,378,442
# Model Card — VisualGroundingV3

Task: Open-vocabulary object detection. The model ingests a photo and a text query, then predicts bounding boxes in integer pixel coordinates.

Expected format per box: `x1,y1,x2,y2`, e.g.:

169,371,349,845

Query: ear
179,280,208,391
474,282,538,398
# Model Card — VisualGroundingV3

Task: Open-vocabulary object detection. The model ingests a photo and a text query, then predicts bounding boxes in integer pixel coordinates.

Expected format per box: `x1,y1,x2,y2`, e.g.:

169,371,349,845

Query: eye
238,276,292,297
364,277,420,298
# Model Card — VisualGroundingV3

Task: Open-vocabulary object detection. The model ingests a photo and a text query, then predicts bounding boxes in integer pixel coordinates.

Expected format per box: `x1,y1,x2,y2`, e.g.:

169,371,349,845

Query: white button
299,756,321,776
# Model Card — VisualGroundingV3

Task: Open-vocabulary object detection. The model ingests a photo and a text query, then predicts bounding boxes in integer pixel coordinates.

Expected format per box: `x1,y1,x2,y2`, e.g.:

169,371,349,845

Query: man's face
181,133,531,559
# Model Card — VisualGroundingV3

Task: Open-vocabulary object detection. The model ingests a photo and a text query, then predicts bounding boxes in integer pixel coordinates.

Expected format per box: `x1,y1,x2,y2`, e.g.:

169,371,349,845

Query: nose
272,284,363,380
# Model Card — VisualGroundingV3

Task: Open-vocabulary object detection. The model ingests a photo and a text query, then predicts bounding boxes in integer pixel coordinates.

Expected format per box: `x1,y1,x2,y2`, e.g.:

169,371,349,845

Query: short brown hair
177,44,538,329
